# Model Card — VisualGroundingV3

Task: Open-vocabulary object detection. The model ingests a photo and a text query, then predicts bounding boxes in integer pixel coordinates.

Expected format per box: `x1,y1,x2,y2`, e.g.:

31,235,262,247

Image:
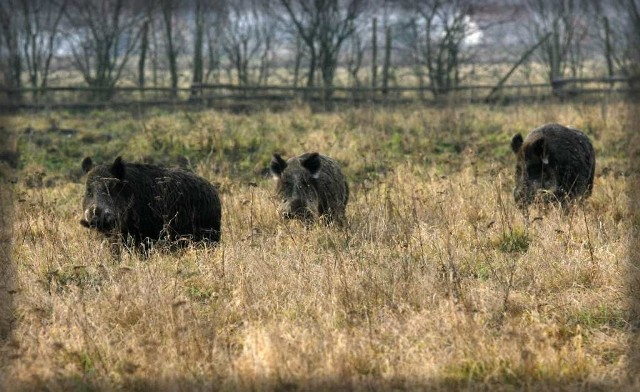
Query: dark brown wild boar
270,152,349,224
80,156,221,252
511,123,595,207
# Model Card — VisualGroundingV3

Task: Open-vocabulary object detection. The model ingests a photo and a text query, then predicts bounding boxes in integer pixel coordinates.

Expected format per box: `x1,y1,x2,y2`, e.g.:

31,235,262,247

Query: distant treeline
1,0,640,102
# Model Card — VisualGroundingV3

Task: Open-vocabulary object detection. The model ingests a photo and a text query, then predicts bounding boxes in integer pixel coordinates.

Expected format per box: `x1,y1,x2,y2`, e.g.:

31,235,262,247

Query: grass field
0,99,636,390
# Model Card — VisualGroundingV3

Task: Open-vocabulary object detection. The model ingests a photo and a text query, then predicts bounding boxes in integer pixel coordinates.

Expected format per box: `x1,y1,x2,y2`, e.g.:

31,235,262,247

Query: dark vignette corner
0,111,18,384
627,81,640,387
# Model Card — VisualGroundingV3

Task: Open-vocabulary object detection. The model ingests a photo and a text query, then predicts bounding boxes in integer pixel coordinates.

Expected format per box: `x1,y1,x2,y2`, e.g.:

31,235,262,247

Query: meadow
0,99,636,390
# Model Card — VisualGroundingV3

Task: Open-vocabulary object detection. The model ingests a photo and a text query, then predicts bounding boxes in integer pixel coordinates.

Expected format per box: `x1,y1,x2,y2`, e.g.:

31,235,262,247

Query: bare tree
402,17,426,97
290,34,304,87
204,5,225,84
137,1,156,89
0,0,23,100
275,0,366,98
345,29,364,87
316,0,366,94
158,0,194,93
347,9,383,89
18,0,67,94
64,0,143,98
382,23,392,95
220,0,276,86
371,16,378,88
160,0,181,96
397,0,478,96
587,0,640,79
257,12,276,86
191,0,205,90
601,14,614,80
524,0,590,82
150,14,161,87
625,0,640,78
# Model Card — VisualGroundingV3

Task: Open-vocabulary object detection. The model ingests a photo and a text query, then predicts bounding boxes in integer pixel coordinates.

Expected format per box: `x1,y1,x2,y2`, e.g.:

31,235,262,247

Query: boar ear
531,138,549,164
81,156,94,174
511,134,523,154
110,156,126,179
270,154,287,178
301,152,321,178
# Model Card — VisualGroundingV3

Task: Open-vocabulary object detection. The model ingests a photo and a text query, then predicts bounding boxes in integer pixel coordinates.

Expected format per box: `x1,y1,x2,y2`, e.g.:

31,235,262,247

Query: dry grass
0,100,636,390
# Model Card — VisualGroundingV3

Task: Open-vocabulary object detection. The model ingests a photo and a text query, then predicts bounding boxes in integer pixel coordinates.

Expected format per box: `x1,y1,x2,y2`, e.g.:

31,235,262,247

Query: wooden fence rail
0,77,636,111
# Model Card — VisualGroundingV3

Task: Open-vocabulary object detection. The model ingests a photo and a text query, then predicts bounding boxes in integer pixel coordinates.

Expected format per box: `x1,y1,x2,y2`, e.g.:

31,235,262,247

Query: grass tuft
495,228,530,254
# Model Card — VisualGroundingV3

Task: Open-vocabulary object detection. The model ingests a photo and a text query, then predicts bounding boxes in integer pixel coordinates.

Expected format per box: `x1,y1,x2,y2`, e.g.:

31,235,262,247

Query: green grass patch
185,283,215,304
567,305,627,330
43,265,103,294
494,228,530,254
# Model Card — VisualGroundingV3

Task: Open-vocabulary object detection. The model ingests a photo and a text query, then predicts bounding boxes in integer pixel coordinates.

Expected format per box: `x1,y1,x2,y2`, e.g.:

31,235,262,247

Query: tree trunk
0,5,23,102
8,39,22,102
321,48,337,102
550,23,561,83
241,38,248,86
192,0,204,95
382,25,391,96
206,37,220,83
371,17,377,89
292,35,302,88
306,48,316,88
152,18,159,88
258,35,271,86
162,2,178,98
41,0,67,91
347,35,363,89
603,16,614,85
138,19,149,89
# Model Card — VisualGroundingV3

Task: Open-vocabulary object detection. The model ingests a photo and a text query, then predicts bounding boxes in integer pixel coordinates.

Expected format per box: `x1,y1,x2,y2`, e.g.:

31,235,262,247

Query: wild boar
511,123,595,207
80,156,221,251
270,152,349,224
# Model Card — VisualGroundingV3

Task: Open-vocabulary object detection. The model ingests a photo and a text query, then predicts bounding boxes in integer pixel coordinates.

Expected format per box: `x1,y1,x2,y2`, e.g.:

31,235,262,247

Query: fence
0,77,636,111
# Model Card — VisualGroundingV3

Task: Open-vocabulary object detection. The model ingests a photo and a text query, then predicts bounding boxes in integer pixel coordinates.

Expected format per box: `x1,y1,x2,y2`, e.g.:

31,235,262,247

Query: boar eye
297,182,311,190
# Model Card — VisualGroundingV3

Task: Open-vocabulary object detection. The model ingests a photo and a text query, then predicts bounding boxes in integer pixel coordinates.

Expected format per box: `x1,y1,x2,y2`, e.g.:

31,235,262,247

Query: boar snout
282,199,314,220
82,205,116,231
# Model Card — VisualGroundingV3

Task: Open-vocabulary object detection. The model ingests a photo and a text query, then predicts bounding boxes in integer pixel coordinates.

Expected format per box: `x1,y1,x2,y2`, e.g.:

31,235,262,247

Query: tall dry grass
0,100,635,390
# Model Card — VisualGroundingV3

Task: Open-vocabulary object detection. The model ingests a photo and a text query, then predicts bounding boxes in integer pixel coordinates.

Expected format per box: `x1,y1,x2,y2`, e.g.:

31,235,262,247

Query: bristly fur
271,152,349,224
80,156,222,252
511,123,595,207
